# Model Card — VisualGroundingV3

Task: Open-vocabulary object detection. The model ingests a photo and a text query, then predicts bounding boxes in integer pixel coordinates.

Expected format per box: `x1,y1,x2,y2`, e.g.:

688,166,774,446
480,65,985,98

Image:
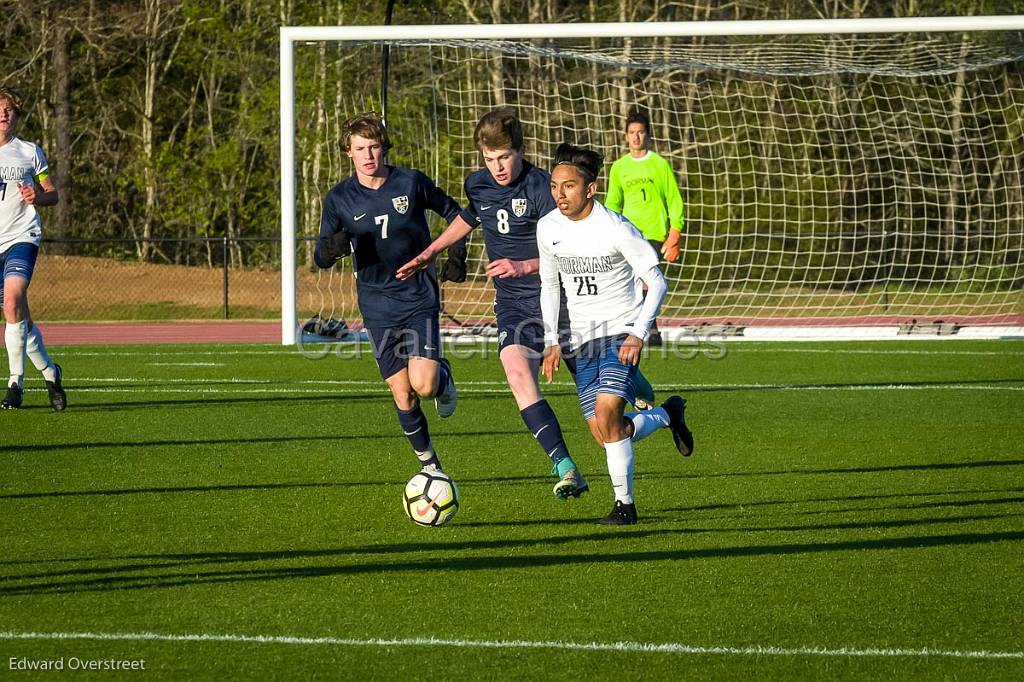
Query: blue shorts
495,297,576,375
0,242,39,307
366,313,443,381
574,334,638,420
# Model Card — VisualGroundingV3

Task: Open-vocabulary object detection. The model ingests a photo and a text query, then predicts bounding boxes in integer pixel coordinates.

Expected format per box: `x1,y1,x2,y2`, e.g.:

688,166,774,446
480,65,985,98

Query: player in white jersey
0,87,66,411
538,143,693,525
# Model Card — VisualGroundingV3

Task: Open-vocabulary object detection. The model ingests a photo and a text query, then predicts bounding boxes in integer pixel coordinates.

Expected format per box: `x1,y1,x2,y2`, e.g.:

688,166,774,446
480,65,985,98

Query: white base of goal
434,325,1024,343
671,325,1024,342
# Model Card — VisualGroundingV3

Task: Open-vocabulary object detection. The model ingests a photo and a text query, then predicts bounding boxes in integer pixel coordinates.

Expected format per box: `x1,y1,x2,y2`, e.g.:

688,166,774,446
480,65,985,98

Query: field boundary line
53,382,1024,395
1,631,1021,660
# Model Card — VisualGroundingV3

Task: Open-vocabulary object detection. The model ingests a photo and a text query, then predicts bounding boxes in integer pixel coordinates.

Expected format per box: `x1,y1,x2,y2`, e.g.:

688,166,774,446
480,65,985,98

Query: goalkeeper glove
314,228,352,269
661,228,682,263
442,243,468,283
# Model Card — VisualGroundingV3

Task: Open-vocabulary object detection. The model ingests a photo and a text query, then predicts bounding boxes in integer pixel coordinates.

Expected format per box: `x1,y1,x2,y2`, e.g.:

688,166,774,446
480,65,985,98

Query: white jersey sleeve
631,265,667,342
0,137,48,253
536,201,660,348
536,211,563,346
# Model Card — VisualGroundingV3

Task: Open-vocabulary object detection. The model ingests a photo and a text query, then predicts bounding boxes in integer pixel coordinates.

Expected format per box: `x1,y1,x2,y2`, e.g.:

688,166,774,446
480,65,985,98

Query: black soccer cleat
46,363,67,412
2,383,23,410
662,395,694,457
597,500,638,525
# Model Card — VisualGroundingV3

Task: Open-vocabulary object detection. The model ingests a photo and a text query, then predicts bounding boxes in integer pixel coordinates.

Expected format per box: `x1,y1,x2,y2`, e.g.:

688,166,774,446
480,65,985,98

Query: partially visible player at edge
605,110,685,347
315,113,467,473
0,86,67,411
538,142,694,525
396,108,590,499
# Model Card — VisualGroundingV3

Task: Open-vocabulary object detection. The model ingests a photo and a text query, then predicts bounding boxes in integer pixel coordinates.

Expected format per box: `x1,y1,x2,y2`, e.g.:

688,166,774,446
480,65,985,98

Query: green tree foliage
0,0,1020,299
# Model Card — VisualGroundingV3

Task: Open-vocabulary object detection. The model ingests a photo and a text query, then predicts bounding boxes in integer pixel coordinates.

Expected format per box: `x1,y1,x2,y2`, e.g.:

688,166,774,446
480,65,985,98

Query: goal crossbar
279,16,1024,344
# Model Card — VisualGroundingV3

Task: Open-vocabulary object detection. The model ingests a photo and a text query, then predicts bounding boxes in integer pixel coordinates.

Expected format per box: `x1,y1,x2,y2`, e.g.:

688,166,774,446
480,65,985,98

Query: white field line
0,630,1021,660
51,347,1024,358
55,379,1024,395
146,363,226,367
69,377,521,385
730,347,1024,356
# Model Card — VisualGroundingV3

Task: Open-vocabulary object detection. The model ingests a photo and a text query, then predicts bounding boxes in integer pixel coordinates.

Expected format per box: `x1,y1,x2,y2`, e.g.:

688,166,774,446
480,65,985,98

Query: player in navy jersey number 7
315,113,468,474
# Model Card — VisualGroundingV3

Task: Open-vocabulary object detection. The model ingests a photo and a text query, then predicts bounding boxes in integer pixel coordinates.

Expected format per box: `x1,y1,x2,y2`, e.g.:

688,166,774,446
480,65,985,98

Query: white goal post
280,16,1024,345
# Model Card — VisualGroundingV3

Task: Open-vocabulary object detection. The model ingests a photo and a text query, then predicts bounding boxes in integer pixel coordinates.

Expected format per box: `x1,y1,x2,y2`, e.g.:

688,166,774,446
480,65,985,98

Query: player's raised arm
484,256,538,279
396,214,474,281
18,173,58,207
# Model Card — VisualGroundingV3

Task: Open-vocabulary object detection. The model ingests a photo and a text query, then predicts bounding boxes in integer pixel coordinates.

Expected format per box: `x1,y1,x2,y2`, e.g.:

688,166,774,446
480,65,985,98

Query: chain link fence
31,237,351,324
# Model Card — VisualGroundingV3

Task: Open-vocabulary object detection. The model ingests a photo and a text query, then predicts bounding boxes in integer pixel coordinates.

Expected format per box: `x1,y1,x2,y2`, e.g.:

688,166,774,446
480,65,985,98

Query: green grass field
2,339,1022,679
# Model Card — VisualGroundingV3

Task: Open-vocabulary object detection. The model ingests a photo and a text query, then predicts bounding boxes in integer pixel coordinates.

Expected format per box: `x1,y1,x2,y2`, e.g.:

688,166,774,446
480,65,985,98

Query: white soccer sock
604,436,635,504
26,324,56,381
415,439,438,462
5,320,28,387
627,407,670,442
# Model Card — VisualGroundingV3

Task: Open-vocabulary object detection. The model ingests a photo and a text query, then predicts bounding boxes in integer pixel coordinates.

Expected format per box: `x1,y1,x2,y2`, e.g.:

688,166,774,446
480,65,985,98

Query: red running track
38,321,282,345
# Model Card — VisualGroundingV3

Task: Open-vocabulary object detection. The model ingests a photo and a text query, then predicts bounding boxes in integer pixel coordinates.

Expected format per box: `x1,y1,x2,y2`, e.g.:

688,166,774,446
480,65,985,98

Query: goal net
281,19,1024,343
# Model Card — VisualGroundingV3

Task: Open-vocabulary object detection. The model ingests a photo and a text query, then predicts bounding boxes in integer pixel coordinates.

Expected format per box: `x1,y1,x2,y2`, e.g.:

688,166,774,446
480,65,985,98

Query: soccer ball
403,469,459,527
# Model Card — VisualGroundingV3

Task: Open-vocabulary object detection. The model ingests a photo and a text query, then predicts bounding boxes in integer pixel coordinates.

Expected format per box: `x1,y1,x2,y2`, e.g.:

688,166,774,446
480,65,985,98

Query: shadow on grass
653,458,1024,481
2,524,1022,597
0,472,561,501
689,512,1024,535
0,429,534,456
43,388,578,413
661,486,1024,515
659,377,1024,394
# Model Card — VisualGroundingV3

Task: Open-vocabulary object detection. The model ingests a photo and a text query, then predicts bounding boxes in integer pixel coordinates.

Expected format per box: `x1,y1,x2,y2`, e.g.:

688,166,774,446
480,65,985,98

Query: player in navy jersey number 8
315,113,469,474
398,109,589,499
399,109,656,500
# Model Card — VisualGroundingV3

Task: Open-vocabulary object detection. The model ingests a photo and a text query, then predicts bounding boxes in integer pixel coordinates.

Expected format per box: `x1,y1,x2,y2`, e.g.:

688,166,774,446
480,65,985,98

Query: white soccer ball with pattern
403,470,459,527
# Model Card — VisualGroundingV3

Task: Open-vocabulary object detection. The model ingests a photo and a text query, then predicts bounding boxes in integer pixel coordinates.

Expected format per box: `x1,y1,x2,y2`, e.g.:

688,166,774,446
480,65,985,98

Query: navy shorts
574,334,638,420
495,299,546,355
0,242,39,307
365,313,443,381
495,297,576,375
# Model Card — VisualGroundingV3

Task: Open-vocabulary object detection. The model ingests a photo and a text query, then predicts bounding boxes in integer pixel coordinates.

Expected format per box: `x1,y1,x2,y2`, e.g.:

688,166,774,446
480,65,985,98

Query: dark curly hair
553,142,602,184
0,86,24,116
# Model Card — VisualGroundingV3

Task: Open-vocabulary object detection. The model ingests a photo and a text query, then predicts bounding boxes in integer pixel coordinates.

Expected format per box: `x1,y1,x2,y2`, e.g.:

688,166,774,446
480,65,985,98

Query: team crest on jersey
392,195,409,214
511,198,528,217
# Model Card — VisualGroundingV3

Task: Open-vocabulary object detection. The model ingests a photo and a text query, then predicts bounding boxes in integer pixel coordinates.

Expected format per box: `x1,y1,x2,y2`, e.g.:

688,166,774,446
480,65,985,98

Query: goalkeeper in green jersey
605,111,685,346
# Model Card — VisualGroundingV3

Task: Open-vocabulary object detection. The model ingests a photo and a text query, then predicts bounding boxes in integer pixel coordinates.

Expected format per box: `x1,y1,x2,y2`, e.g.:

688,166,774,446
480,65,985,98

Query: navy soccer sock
395,404,440,468
520,399,572,469
434,360,451,398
